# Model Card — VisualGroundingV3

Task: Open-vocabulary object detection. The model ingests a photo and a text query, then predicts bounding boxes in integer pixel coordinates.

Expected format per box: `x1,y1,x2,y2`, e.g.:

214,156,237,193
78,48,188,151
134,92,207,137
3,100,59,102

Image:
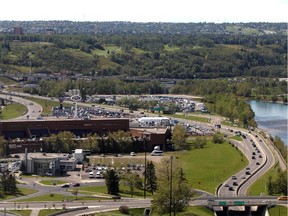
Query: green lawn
6,210,31,216
24,96,71,115
167,113,210,123
175,141,247,193
1,102,27,119
0,187,37,200
38,209,64,216
39,179,69,186
269,205,287,216
247,162,282,196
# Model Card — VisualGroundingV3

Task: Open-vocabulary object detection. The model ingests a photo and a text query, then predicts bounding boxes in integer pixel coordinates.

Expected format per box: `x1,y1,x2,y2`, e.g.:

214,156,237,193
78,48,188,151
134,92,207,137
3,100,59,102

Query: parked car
61,184,70,188
73,183,80,187
130,152,136,156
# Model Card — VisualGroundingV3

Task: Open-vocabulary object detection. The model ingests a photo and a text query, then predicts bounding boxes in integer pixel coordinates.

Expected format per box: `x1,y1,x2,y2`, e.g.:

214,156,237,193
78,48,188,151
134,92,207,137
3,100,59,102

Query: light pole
143,134,148,199
169,156,173,216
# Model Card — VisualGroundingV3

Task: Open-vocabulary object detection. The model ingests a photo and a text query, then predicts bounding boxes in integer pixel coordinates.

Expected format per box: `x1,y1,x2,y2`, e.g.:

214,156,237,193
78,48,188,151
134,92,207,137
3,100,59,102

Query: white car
151,150,163,156
130,152,136,156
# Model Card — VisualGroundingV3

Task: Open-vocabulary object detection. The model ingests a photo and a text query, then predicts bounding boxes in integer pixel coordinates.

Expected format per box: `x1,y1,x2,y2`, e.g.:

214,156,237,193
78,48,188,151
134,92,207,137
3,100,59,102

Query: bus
138,117,171,127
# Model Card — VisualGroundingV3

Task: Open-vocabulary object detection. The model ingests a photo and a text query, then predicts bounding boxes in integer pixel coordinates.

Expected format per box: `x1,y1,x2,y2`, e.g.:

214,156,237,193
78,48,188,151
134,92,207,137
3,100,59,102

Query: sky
0,0,287,23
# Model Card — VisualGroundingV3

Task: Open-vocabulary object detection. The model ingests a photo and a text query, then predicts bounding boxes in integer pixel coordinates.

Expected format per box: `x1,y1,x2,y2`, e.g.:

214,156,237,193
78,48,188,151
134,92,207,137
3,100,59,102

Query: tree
190,137,207,149
145,161,157,195
171,124,188,150
105,169,120,195
0,136,7,157
120,172,142,198
152,158,194,215
212,133,224,144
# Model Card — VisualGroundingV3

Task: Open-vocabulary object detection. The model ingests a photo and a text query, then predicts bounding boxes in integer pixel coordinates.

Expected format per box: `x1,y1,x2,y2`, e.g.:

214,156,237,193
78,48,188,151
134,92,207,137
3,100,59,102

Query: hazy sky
1,0,287,23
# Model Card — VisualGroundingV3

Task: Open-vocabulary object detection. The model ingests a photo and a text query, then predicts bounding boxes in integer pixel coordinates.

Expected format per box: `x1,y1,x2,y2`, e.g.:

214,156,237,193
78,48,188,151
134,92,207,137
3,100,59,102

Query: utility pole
169,156,173,216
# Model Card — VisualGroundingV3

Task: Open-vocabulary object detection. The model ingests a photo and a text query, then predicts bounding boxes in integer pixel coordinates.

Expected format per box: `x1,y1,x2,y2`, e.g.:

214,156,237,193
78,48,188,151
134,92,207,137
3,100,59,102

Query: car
73,183,80,187
61,184,70,188
245,171,251,175
100,154,105,157
228,187,234,191
246,167,250,170
259,155,263,158
241,176,246,179
231,176,237,180
252,156,256,159
130,152,136,156
256,162,260,165
233,182,238,186
252,152,256,155
224,183,229,187
151,150,163,156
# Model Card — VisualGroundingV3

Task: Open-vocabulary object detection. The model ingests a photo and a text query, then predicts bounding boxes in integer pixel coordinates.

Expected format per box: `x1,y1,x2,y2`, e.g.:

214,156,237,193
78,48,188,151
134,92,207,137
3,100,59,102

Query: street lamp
169,156,173,216
143,134,148,199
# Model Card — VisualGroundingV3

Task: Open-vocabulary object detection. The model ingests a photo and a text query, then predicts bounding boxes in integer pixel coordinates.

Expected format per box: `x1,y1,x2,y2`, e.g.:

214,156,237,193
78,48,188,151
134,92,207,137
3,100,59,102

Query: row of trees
42,130,135,154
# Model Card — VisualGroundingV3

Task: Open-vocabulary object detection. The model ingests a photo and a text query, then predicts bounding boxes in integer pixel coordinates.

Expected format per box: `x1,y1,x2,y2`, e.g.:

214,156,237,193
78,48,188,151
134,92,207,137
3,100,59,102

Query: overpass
195,196,280,216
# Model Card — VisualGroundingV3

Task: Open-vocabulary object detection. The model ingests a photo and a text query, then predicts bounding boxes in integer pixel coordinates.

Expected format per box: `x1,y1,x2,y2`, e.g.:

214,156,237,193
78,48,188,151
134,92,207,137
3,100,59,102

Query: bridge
194,196,282,216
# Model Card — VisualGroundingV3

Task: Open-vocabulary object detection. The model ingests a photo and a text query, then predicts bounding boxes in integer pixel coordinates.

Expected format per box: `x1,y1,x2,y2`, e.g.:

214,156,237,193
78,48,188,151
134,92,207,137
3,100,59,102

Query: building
24,152,78,175
0,118,129,139
13,26,23,35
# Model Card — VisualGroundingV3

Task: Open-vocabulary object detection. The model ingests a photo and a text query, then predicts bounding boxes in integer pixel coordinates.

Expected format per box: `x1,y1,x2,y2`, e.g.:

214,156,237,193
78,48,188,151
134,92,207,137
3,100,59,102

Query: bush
119,205,129,214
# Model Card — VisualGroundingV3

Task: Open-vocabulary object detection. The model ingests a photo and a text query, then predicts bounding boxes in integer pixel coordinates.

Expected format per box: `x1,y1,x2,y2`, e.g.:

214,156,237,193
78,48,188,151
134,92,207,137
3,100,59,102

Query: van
89,171,94,178
151,150,163,156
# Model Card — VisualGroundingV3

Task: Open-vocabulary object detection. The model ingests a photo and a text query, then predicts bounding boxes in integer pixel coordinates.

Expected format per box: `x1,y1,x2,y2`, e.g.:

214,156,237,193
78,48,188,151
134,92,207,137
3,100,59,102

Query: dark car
256,162,260,165
73,183,80,187
228,187,234,191
61,184,70,188
259,155,263,158
245,171,251,175
233,182,238,186
252,156,256,159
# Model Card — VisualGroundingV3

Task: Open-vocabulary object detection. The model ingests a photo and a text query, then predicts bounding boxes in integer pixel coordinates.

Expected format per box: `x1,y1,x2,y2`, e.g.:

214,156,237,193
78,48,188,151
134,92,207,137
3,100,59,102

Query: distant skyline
1,0,287,23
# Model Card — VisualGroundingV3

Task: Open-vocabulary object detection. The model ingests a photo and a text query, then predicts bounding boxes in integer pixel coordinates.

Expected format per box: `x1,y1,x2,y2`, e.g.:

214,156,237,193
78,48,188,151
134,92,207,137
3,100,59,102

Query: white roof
74,149,83,154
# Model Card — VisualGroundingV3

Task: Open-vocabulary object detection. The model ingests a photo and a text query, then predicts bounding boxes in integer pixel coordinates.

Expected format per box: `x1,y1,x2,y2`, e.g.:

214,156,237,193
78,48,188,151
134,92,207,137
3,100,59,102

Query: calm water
249,100,288,145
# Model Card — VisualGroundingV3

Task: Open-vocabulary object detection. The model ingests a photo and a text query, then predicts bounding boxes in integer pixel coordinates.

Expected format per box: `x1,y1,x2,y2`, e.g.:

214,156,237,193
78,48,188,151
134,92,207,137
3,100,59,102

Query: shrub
119,205,129,214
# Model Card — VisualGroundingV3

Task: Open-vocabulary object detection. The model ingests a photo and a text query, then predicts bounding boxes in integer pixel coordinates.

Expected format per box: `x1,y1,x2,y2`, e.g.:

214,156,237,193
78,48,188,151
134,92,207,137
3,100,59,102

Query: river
249,100,288,145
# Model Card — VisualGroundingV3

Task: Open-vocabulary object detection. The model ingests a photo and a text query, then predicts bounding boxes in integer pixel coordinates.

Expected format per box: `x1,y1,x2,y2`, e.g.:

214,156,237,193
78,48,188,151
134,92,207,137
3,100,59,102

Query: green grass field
1,102,27,119
24,96,72,115
269,205,287,216
39,179,69,186
0,187,37,200
174,141,247,193
247,162,282,196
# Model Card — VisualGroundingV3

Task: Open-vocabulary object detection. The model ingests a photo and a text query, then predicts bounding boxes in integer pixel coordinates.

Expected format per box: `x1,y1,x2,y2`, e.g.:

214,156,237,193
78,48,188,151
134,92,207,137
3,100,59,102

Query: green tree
152,157,194,215
105,169,120,195
145,161,157,195
0,136,7,157
120,172,142,198
212,133,224,144
190,137,208,149
171,124,188,150
108,130,133,153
